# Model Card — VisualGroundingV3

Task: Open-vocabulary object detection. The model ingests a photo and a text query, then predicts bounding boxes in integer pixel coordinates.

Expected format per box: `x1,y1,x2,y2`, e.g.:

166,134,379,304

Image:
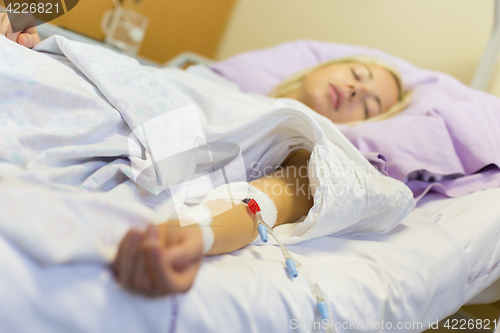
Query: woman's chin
315,106,337,123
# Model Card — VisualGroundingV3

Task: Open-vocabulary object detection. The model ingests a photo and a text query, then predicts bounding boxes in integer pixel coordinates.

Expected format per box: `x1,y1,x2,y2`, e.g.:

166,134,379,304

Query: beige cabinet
122,0,236,63
50,0,115,41
47,0,235,63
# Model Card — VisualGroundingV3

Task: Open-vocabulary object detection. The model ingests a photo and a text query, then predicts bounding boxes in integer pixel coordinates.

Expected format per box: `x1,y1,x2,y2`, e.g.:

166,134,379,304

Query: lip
328,83,345,111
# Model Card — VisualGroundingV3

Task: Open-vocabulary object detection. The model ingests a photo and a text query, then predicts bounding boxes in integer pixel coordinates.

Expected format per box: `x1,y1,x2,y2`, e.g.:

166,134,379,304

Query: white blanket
0,35,414,265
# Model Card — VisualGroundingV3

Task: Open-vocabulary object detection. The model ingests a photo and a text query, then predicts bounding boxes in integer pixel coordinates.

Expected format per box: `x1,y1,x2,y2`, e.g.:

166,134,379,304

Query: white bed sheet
1,187,499,333
415,189,500,304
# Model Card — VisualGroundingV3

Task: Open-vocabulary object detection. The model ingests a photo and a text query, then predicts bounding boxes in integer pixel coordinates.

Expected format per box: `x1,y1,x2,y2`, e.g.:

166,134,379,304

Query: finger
143,226,204,296
117,229,141,287
18,33,36,48
121,231,143,288
138,249,152,292
111,229,134,278
18,33,30,47
163,231,204,293
128,225,160,294
168,232,204,270
145,245,169,295
2,14,22,42
125,228,146,289
6,30,20,43
167,259,202,294
132,245,153,292
144,225,160,245
112,229,134,279
152,238,203,295
20,26,40,47
139,225,160,291
0,14,10,36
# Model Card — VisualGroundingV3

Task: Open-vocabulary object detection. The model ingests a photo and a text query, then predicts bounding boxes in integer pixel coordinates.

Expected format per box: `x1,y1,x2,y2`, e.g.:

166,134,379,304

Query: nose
347,83,368,100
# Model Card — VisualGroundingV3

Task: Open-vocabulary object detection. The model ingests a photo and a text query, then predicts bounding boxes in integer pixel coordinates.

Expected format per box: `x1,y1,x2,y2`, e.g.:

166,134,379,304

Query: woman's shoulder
280,149,311,167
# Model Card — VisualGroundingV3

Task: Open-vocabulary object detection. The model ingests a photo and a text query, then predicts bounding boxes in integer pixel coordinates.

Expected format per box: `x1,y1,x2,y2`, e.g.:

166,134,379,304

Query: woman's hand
0,12,41,48
112,221,204,296
112,146,313,296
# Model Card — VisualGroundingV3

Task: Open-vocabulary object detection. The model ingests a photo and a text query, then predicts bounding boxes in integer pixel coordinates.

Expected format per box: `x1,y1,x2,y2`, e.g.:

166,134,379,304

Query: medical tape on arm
200,183,332,324
176,205,214,254
198,219,214,254
201,181,277,229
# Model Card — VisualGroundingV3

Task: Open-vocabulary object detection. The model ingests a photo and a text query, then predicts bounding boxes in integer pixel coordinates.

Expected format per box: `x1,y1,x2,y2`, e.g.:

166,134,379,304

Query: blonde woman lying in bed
114,63,409,295
2,15,409,295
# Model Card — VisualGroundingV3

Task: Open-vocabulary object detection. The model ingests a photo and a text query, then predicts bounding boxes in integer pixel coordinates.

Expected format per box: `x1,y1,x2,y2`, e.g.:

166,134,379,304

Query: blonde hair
270,56,412,125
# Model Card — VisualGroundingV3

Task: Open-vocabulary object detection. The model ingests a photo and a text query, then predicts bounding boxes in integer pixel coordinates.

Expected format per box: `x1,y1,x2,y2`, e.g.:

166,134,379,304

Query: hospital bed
1,7,500,333
1,187,499,332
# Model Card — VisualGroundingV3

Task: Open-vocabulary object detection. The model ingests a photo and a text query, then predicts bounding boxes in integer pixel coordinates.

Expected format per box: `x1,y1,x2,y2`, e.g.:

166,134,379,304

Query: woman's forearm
250,149,313,227
203,201,258,255
203,149,313,255
112,149,314,295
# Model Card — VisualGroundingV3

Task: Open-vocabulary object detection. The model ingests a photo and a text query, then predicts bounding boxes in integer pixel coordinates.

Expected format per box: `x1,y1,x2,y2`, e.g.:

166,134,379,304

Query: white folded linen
0,35,414,265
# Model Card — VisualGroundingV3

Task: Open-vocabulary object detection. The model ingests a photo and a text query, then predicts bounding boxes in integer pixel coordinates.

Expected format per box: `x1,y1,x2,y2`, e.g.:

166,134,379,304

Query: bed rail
470,0,500,90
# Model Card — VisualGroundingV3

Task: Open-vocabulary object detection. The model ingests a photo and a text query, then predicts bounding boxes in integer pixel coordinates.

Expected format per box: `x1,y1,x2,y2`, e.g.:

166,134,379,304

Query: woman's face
285,62,400,123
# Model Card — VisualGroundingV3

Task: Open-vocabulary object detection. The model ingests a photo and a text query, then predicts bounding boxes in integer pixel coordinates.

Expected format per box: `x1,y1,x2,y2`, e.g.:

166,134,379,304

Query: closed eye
351,68,360,81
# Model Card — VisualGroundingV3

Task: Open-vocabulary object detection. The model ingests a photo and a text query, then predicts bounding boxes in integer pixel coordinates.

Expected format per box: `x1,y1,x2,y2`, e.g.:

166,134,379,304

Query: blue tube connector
317,301,330,320
257,224,268,243
285,258,298,277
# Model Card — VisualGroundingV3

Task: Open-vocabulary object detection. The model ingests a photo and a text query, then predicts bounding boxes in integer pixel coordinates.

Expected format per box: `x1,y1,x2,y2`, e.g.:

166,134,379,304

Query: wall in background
216,0,493,87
